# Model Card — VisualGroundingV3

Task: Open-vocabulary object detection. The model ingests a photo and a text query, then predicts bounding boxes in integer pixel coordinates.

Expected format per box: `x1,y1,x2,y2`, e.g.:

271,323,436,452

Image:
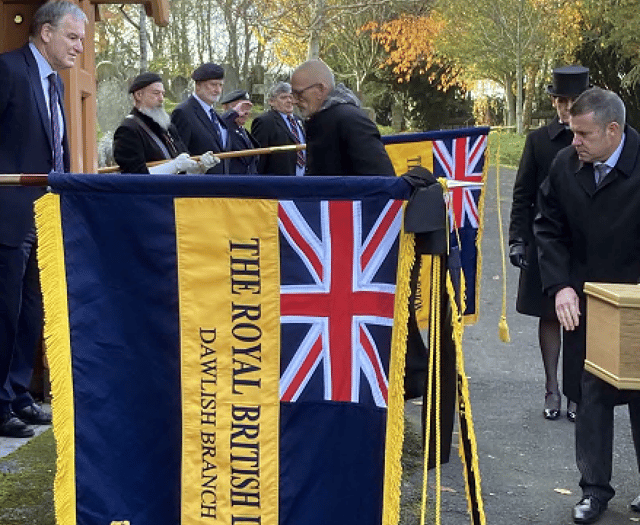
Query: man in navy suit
251,82,305,176
171,63,230,174
0,0,87,437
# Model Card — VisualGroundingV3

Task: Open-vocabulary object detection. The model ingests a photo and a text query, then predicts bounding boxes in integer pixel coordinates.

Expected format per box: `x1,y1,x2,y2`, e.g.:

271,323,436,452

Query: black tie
48,73,64,172
287,115,304,168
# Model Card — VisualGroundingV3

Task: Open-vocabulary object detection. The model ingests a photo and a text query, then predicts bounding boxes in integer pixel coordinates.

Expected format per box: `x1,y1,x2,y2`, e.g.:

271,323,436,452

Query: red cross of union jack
278,199,403,408
433,134,486,228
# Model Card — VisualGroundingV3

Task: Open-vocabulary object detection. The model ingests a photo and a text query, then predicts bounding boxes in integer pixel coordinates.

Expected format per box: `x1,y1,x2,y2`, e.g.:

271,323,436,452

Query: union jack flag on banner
433,133,486,229
278,199,403,407
383,126,490,322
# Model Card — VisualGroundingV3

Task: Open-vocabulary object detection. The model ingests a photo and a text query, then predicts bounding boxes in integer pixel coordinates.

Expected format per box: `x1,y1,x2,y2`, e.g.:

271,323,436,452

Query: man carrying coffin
535,87,640,524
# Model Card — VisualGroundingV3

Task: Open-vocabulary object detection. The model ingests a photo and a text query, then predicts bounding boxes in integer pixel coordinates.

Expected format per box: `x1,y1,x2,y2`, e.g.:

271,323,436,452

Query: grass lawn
488,130,526,168
0,429,55,525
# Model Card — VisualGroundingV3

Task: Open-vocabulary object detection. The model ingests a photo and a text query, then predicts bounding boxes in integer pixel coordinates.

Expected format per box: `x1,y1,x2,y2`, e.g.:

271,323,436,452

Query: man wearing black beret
171,63,230,173
113,72,216,174
219,89,260,174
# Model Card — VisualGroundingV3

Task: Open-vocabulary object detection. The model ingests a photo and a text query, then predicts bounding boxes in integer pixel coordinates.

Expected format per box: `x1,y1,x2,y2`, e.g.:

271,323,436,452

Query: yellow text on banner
175,198,280,525
385,140,434,176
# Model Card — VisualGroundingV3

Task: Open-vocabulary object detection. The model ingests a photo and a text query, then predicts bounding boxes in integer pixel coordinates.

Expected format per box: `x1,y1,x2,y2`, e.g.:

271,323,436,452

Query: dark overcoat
171,95,227,174
113,108,187,174
509,117,573,318
304,103,395,176
250,109,302,175
534,124,640,401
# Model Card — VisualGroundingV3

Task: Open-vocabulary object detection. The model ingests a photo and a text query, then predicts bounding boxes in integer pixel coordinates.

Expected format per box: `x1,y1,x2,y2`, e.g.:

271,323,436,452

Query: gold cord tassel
493,132,511,343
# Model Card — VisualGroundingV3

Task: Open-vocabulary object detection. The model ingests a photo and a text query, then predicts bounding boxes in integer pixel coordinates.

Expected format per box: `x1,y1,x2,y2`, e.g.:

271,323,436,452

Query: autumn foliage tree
430,0,584,132
363,14,463,90
361,13,470,129
573,0,640,127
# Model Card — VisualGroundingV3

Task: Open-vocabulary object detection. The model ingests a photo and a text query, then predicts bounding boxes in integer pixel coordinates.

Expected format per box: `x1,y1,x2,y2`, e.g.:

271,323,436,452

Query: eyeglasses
291,83,321,99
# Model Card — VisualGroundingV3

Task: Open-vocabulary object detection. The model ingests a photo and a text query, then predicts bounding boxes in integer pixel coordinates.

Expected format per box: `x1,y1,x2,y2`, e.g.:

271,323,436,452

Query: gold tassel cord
419,255,443,525
433,257,443,525
438,177,467,320
493,131,511,342
34,193,77,525
419,256,434,525
438,173,487,524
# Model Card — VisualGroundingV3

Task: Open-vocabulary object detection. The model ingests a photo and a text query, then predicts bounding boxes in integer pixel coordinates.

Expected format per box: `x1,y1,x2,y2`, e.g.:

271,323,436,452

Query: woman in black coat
508,65,589,421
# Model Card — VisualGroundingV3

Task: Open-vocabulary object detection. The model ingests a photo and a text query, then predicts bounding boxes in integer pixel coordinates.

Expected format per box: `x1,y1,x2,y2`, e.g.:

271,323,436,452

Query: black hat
546,65,590,97
220,89,250,105
192,63,224,82
128,72,163,94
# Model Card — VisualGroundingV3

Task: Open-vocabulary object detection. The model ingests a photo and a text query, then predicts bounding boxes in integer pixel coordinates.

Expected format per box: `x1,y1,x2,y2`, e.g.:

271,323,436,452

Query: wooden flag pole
0,175,49,186
0,174,484,187
97,144,307,174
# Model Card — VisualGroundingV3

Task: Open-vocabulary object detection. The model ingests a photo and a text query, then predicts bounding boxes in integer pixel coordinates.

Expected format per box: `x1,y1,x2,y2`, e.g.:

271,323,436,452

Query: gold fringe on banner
34,193,77,525
382,225,415,525
447,274,487,525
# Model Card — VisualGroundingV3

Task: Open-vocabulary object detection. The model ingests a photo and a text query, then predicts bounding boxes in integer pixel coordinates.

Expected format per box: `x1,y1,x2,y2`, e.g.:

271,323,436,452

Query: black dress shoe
630,494,640,512
0,413,35,438
567,400,577,422
14,403,52,425
544,391,561,420
573,496,606,524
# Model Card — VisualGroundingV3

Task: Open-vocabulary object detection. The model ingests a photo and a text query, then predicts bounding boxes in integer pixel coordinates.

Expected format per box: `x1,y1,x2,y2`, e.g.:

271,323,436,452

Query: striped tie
594,163,608,186
210,108,224,147
48,73,64,173
287,115,305,168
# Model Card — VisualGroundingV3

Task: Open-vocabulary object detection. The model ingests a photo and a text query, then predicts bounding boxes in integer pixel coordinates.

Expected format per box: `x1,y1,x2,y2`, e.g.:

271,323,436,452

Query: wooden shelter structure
0,0,170,173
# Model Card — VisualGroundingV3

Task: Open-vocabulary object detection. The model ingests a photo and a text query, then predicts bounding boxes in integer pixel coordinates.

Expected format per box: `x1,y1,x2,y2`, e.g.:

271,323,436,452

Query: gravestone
172,75,190,102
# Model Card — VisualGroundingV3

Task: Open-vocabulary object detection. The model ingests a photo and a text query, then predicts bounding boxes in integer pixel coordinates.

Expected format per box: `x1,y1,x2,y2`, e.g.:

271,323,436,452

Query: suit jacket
251,109,303,175
0,44,70,246
508,116,573,318
171,95,228,174
113,108,187,174
221,110,260,174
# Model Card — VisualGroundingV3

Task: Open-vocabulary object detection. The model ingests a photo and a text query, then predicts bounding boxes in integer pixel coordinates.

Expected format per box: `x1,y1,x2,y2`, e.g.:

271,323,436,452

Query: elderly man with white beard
113,72,217,174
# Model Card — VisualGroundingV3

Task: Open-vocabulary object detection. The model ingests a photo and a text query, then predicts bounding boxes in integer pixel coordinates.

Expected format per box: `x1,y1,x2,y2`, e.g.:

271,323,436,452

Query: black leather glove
509,241,528,270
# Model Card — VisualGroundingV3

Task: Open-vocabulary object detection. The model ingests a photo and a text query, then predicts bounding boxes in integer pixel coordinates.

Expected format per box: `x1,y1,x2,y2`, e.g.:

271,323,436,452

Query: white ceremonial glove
199,151,221,171
173,152,199,173
148,153,198,175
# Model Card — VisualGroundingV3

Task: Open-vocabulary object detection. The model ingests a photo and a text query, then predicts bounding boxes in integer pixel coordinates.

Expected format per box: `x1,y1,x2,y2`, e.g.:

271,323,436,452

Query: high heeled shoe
543,391,561,420
567,400,577,422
